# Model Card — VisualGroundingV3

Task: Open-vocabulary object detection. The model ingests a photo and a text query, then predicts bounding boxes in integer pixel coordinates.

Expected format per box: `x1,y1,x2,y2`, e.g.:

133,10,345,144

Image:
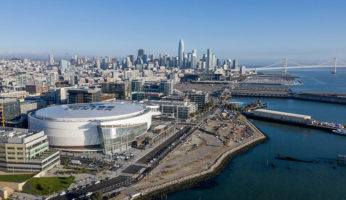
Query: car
58,191,66,196
86,192,93,197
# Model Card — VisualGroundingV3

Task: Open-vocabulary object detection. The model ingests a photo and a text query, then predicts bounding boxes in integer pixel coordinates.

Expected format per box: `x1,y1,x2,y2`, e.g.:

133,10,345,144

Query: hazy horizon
2,0,346,65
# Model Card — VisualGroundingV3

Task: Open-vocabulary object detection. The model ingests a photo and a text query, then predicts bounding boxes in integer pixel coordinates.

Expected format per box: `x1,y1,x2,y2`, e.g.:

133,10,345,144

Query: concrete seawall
134,120,268,200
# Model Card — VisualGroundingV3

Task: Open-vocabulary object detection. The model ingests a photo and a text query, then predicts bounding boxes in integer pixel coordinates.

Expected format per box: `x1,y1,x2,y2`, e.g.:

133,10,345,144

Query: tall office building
212,54,216,70
207,48,213,71
232,59,239,70
138,49,145,58
178,40,184,68
49,54,54,65
191,49,197,69
59,60,70,74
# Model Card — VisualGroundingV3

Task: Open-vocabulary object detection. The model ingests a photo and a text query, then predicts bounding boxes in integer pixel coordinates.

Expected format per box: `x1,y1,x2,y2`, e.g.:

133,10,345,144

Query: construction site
119,112,266,199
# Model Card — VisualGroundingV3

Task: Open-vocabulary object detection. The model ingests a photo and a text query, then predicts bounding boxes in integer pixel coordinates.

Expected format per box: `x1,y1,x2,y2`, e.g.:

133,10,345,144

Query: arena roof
34,102,146,121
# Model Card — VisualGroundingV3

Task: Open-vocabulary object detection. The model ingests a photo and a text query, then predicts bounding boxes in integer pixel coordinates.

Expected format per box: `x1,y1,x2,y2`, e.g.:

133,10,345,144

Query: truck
71,160,82,165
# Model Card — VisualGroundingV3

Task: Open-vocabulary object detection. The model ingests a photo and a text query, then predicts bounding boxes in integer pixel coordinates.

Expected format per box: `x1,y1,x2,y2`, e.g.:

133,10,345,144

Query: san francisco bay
167,68,346,200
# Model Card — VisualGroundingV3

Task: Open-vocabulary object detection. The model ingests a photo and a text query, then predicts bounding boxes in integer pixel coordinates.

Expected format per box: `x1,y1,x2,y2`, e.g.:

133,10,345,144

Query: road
51,126,196,200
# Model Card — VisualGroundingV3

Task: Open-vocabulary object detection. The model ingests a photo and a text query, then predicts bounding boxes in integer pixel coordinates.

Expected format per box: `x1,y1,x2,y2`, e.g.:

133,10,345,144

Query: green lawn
23,176,75,195
0,174,34,183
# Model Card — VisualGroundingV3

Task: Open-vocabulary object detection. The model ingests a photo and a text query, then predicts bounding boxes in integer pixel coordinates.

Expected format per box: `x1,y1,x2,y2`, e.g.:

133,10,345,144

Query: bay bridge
248,58,346,74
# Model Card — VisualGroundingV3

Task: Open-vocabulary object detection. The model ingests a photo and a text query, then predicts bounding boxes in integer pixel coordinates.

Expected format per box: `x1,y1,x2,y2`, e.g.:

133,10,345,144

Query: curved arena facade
29,102,152,154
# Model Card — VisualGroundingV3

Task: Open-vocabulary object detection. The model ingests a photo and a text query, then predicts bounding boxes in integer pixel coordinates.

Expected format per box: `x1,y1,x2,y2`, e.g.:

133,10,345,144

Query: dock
243,109,345,134
227,84,346,105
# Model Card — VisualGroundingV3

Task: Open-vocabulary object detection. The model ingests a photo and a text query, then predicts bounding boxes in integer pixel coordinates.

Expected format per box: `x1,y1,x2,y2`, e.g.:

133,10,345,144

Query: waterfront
167,69,346,200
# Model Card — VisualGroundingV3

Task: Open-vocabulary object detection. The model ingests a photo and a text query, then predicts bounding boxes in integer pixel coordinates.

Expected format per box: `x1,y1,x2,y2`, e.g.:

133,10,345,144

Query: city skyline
1,0,346,64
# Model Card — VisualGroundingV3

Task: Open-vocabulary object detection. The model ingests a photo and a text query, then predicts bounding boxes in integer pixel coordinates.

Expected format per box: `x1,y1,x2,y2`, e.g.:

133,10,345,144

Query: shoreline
133,119,268,200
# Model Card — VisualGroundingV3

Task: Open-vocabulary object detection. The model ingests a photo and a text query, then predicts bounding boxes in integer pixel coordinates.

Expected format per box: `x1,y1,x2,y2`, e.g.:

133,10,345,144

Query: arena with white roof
28,102,153,154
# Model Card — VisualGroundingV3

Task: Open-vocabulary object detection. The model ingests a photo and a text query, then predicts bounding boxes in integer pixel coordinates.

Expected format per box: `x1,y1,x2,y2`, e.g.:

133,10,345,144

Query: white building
29,102,153,154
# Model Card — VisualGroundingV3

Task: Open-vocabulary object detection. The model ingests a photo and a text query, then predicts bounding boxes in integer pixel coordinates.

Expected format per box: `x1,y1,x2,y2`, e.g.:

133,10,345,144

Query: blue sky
1,0,346,64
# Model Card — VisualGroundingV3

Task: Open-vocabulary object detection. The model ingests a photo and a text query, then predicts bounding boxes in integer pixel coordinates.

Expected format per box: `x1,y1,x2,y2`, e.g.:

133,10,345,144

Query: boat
332,129,346,136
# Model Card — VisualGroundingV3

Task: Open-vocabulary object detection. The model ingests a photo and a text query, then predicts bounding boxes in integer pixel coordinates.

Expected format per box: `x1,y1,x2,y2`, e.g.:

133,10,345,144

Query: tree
36,183,43,191
90,192,103,200
64,158,69,166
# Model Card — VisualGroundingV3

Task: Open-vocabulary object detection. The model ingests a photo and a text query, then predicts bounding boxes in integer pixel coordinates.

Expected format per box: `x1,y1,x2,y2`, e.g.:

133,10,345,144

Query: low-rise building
147,100,197,120
68,89,101,104
0,99,21,126
188,92,209,109
0,127,60,172
101,82,131,100
25,85,48,94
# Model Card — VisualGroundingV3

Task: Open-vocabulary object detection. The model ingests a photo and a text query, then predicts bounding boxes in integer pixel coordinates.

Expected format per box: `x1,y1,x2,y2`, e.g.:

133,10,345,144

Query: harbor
168,71,346,200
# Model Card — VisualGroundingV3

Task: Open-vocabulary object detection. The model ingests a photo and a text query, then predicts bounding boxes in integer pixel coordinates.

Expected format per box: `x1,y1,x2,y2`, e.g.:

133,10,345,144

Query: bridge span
247,57,346,74
253,65,346,71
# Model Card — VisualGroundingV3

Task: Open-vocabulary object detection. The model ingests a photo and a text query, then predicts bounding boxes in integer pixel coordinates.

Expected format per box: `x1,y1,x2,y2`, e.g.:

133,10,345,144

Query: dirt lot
132,115,262,192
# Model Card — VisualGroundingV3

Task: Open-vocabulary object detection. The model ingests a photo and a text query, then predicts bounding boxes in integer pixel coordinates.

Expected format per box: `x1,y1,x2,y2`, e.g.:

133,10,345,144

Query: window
7,147,15,150
17,147,23,150
8,157,15,159
17,152,23,155
17,157,23,160
7,152,15,155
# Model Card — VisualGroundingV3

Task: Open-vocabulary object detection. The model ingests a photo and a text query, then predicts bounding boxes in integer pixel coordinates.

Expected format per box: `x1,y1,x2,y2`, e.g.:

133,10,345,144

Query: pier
243,109,345,134
228,85,346,105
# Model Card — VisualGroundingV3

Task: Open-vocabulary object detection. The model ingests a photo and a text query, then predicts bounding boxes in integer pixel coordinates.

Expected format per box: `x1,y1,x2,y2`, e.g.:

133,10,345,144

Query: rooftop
0,127,40,143
33,102,147,121
254,109,311,119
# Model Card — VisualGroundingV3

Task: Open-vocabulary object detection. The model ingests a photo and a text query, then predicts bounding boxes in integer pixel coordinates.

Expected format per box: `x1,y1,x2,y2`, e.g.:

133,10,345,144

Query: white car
86,192,93,197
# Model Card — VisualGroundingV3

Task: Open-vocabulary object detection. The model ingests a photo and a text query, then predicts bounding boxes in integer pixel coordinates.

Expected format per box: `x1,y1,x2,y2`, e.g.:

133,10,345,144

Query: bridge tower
332,57,337,74
283,57,288,74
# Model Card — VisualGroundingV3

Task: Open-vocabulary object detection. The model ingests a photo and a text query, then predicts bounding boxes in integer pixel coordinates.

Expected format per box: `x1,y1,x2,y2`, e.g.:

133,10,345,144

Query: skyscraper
138,49,144,57
232,59,239,70
59,60,70,74
191,49,197,69
49,54,54,65
207,48,213,71
178,40,184,68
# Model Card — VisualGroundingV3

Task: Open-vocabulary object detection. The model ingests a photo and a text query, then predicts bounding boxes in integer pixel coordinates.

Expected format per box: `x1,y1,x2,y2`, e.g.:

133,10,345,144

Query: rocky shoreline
134,121,268,200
